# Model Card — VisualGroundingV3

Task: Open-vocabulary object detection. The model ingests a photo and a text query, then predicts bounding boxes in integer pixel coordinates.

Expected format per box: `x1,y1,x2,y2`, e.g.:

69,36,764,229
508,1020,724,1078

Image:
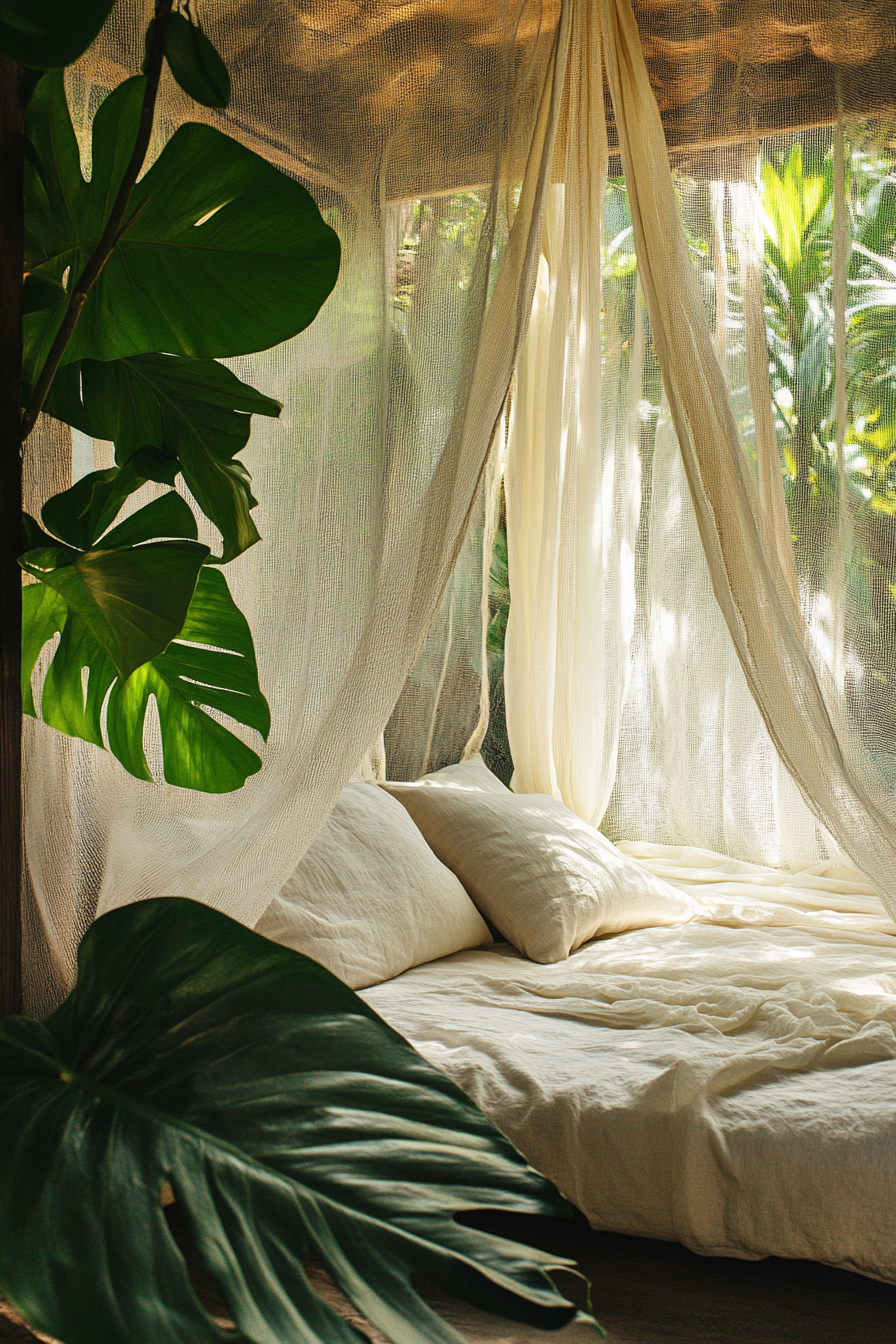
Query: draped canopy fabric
22,0,568,1012
23,0,896,1007
504,0,896,919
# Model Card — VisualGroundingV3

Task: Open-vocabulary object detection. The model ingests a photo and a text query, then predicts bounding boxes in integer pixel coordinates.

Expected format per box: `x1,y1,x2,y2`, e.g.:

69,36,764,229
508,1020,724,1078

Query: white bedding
362,844,896,1283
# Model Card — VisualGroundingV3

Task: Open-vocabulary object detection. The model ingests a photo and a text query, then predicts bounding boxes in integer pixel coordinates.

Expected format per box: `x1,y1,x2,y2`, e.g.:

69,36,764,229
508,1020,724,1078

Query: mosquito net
22,0,896,1009
22,0,567,1011
504,1,896,915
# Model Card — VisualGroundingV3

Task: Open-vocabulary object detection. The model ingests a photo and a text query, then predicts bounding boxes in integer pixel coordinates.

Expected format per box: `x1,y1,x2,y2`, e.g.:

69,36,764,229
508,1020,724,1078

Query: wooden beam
0,57,23,1018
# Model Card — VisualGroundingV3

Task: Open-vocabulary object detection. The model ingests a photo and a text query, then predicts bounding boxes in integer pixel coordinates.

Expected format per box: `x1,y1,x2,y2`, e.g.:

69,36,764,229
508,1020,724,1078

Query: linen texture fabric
504,0,896,915
364,847,896,1282
254,782,490,989
381,767,696,963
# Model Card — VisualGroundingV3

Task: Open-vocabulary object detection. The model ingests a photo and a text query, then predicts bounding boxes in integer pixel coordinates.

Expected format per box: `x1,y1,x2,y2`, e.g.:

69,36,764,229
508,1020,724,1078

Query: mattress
362,844,896,1283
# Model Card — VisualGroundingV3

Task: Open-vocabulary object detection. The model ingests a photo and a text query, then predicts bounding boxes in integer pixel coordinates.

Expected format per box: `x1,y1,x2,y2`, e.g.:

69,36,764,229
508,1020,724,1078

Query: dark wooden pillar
0,57,23,1017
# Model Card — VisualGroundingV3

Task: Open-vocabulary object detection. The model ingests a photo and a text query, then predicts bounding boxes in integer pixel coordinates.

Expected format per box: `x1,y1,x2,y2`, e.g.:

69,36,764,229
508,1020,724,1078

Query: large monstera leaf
46,354,282,562
0,899,585,1344
21,484,210,681
23,72,341,382
23,564,270,793
22,468,270,792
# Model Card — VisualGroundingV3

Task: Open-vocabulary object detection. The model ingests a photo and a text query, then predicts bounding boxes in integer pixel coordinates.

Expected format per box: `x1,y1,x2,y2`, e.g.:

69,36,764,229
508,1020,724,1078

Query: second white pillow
379,780,697,963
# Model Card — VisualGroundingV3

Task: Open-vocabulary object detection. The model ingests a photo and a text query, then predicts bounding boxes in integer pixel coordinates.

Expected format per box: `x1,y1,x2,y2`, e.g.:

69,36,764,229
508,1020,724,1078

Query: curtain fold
602,0,896,916
504,0,641,825
504,0,896,918
385,450,502,782
23,0,570,1011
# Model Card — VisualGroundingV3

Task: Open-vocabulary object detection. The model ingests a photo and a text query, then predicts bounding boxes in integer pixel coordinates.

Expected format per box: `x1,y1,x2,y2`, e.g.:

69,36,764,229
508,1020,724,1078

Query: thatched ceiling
221,0,896,195
634,0,896,150
87,2,896,199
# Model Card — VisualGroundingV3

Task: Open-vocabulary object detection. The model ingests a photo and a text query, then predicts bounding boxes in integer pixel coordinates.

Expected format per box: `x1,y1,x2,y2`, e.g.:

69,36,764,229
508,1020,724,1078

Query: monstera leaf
21,487,209,681
0,899,585,1344
23,72,340,382
0,0,116,69
153,11,231,109
23,565,270,792
46,355,281,562
38,460,169,553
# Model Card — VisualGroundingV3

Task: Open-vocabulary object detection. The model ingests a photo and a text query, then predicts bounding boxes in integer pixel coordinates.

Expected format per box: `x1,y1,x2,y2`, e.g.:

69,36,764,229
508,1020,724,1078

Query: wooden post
0,57,23,1017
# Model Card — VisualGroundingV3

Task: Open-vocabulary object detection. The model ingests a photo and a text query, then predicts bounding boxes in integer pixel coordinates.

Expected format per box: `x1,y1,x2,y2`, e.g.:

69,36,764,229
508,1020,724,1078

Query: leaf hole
141,691,165,783
176,639,244,657
163,1201,238,1333
30,629,61,721
194,203,227,228
302,1257,388,1343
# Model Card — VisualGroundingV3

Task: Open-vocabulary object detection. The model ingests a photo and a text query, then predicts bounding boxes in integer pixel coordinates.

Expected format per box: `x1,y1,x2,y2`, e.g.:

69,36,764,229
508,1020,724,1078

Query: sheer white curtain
604,0,896,913
504,0,641,826
384,454,501,782
504,0,896,918
605,168,832,869
23,0,570,1011
606,401,832,869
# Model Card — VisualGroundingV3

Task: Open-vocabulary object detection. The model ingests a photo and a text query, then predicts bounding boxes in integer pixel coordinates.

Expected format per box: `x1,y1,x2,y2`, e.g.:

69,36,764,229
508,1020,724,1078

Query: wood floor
468,1211,896,1344
2,1206,894,1343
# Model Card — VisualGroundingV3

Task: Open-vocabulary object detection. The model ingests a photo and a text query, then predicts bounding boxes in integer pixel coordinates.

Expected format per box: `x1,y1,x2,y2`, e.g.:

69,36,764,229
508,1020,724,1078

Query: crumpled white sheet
619,840,896,947
362,844,896,1282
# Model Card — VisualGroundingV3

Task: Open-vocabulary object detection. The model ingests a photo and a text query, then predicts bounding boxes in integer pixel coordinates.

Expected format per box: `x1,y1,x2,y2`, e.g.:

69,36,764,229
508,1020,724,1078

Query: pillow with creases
379,779,697,963
254,781,491,988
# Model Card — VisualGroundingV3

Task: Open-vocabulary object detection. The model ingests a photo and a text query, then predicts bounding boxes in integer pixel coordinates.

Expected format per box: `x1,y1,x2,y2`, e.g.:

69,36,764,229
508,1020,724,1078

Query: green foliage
21,488,208,681
481,519,514,787
151,12,231,109
47,355,281,562
0,898,584,1344
761,141,836,498
21,271,66,314
0,0,116,69
23,73,341,378
602,130,896,754
39,461,166,551
20,19,341,791
759,132,896,698
23,566,270,791
762,143,832,287
487,526,509,663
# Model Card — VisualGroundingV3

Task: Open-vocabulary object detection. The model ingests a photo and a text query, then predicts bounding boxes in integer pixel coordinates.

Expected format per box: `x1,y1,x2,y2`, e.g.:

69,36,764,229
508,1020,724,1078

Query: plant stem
20,0,175,441
0,56,23,1016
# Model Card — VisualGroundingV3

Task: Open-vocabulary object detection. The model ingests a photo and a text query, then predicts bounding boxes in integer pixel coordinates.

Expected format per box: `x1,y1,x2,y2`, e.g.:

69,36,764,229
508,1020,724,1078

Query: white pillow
379,778,697,963
254,781,491,988
403,755,511,796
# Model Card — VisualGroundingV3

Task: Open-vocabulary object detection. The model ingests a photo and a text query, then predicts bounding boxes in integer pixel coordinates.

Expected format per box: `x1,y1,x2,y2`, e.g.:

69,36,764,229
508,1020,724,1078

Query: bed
256,763,896,1286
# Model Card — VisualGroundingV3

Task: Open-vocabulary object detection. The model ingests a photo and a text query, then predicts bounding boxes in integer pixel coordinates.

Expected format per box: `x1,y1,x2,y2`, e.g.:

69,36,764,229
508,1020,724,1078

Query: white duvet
362,844,896,1283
